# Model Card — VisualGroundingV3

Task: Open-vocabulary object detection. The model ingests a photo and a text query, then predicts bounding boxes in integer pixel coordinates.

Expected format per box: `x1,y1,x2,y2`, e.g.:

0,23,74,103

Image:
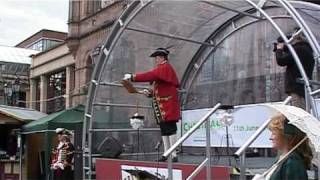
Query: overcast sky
0,0,69,46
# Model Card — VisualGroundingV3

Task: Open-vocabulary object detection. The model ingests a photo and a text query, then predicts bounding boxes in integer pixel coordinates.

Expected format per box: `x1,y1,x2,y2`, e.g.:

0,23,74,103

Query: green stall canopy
23,105,85,133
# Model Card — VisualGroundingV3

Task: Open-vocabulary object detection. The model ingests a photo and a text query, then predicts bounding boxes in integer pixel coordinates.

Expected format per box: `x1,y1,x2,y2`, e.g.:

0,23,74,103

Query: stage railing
234,96,292,180
163,103,221,180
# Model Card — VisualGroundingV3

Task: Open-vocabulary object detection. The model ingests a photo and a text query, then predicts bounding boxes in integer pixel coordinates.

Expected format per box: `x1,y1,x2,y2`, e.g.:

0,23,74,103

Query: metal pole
126,27,215,47
182,15,291,107
235,96,291,180
206,117,211,180
277,0,320,119
168,155,173,180
226,126,231,166
186,158,208,180
93,102,152,109
235,97,291,157
19,133,22,180
278,0,320,59
83,1,148,178
201,1,264,20
305,85,310,112
163,103,221,158
244,0,317,116
240,153,246,180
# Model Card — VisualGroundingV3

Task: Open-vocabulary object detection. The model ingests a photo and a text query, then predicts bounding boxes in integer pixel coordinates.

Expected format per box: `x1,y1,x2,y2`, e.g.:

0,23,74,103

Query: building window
47,71,66,114
27,39,62,51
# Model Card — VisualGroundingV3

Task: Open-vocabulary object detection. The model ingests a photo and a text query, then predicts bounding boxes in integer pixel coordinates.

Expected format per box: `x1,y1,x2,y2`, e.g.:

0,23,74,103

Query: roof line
15,29,67,47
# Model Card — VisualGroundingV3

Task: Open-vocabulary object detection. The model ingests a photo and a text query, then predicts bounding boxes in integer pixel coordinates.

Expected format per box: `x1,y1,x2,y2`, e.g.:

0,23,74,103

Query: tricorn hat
149,47,170,57
55,128,71,135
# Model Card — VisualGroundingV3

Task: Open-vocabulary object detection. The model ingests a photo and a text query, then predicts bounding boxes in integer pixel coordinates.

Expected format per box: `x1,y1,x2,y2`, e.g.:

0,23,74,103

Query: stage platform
94,152,276,180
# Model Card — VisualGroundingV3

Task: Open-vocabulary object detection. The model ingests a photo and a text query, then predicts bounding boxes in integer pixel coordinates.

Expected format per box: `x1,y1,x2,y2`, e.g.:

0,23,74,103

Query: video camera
272,35,292,52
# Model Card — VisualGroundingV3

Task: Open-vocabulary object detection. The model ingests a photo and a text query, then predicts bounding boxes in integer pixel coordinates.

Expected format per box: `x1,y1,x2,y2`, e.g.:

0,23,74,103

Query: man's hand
138,89,152,97
123,73,132,81
143,89,151,96
277,43,284,50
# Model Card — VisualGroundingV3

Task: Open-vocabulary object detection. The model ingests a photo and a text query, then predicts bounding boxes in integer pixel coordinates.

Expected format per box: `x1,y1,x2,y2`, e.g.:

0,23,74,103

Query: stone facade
29,43,74,113
67,0,127,106
28,1,127,113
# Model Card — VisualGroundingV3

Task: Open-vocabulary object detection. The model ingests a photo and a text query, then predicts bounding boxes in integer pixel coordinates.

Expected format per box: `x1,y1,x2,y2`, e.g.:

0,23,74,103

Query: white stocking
162,136,170,153
169,134,177,157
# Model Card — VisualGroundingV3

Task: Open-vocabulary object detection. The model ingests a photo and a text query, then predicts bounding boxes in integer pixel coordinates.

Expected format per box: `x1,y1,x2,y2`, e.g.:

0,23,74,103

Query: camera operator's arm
275,43,294,66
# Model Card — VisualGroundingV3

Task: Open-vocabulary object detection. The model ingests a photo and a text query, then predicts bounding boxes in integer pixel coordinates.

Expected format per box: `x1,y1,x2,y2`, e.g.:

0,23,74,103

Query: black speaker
96,136,122,158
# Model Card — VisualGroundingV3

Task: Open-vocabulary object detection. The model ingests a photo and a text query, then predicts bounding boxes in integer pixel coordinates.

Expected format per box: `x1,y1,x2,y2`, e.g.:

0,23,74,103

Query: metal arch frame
83,4,268,178
278,0,320,61
240,1,319,179
82,1,152,179
245,0,318,114
83,0,320,179
179,4,283,107
181,15,292,108
181,1,320,109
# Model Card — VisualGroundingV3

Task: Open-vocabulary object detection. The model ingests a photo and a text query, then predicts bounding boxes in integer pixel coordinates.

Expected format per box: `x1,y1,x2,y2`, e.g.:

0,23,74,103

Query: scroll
121,80,139,93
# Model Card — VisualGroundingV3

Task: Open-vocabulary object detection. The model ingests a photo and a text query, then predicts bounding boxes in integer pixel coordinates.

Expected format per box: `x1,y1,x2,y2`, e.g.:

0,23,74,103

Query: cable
16,82,91,103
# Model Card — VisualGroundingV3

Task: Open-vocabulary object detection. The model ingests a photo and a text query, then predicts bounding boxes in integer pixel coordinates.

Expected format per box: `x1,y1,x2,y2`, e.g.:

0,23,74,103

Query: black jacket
275,41,314,97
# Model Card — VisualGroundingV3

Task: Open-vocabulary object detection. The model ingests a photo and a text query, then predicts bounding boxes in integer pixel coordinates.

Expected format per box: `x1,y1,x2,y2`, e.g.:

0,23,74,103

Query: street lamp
11,78,20,106
3,78,20,106
4,83,12,105
12,78,20,93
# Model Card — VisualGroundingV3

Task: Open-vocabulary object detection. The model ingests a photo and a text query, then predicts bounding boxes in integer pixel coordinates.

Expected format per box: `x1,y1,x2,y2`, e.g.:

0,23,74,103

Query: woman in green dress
266,113,313,180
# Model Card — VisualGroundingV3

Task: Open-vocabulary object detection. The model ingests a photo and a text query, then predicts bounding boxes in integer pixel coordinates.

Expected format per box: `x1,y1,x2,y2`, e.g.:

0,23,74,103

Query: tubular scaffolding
83,1,320,179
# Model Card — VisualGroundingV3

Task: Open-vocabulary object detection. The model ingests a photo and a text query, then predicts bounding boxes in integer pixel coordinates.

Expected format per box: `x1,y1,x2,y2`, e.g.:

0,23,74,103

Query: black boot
172,156,178,163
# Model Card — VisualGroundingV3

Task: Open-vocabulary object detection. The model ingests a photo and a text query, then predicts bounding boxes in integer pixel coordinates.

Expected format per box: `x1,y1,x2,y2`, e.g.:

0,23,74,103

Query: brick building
66,0,128,106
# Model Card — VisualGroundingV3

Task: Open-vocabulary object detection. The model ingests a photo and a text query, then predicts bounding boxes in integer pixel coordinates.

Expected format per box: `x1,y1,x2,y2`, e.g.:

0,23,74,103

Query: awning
0,105,47,124
23,105,84,133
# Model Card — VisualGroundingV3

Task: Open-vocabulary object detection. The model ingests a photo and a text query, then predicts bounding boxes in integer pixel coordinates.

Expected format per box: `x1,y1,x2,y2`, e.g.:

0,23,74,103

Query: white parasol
264,104,320,164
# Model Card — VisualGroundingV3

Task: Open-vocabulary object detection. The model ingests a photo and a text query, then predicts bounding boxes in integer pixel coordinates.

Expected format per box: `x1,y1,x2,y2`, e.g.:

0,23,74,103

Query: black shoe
172,156,178,162
158,156,167,162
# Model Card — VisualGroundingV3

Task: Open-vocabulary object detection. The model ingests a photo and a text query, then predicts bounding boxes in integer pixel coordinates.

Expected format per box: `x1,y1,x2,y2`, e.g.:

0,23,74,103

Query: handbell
130,113,144,129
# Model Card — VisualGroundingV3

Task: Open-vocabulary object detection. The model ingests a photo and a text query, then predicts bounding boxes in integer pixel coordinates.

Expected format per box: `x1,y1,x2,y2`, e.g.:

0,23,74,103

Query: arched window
85,55,94,84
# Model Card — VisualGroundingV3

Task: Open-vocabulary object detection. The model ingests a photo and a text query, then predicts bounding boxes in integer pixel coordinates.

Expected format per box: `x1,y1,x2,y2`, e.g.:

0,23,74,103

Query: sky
0,0,69,46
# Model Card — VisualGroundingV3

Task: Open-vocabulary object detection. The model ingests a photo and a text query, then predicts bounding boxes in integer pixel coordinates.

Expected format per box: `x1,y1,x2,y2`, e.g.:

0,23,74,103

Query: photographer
274,33,315,109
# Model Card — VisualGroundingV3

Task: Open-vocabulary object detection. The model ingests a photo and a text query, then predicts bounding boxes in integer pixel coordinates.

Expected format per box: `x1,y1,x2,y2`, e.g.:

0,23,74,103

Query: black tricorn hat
149,47,170,57
55,128,71,135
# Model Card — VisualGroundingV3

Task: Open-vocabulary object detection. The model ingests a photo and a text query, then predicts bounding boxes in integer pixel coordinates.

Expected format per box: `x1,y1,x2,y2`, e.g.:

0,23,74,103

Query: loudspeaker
96,136,122,158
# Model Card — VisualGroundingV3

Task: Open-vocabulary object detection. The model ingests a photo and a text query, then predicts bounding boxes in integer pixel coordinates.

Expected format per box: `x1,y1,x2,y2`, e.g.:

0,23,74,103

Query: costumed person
123,47,181,162
7,129,17,160
263,113,313,180
274,31,315,109
51,128,75,180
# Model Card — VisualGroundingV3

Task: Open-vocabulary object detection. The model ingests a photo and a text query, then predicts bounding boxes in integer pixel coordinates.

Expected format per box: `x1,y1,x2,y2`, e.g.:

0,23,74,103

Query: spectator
274,33,315,109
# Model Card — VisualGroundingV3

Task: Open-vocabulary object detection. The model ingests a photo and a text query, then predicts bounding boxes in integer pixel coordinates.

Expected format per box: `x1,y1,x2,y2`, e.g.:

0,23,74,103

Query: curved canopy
83,1,320,176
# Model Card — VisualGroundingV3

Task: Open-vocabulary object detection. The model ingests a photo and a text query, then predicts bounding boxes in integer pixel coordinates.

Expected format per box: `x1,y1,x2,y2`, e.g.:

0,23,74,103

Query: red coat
133,61,181,122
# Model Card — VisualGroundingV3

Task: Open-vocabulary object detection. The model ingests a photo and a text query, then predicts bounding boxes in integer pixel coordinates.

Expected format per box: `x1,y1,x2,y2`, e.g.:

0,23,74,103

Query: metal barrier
162,103,221,180
234,96,292,180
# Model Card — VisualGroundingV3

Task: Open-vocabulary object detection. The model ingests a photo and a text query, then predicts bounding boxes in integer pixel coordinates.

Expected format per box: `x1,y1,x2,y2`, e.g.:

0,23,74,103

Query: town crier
123,47,181,162
51,128,75,180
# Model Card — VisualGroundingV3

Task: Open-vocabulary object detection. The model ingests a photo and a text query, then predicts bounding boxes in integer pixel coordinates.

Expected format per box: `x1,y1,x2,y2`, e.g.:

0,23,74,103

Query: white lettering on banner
179,105,275,148
179,100,320,148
